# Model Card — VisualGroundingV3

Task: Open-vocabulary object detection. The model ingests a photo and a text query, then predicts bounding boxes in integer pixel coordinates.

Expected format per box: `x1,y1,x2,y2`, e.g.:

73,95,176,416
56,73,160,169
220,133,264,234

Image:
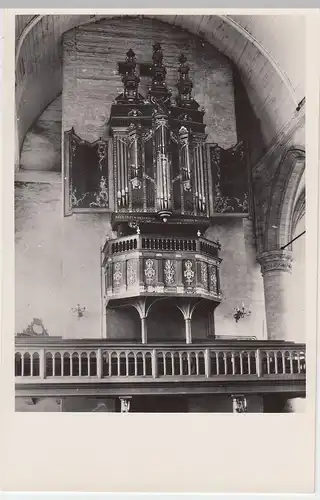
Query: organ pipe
179,126,191,191
154,114,172,213
109,47,214,221
114,132,129,209
193,136,206,213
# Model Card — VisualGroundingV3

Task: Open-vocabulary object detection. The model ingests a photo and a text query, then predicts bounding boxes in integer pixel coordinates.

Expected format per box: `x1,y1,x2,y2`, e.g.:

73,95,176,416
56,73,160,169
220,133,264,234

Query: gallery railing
15,339,306,382
103,234,220,259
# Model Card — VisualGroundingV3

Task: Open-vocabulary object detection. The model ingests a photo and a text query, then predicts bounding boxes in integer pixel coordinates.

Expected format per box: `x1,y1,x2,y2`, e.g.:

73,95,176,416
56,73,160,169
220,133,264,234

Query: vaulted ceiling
15,14,305,156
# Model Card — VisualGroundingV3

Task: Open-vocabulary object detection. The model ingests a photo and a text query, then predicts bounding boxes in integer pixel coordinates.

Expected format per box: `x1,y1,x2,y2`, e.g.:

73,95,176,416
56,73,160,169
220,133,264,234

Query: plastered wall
206,218,266,338
15,178,266,339
15,180,111,338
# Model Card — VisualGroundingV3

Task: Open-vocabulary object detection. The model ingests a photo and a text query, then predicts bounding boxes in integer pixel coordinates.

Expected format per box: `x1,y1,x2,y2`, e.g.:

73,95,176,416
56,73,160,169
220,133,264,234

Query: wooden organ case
100,45,225,342
64,44,250,342
109,47,211,233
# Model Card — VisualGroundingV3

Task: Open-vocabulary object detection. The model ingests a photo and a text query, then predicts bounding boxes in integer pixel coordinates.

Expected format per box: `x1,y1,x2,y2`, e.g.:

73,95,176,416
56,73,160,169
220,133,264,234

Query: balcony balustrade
102,234,222,302
15,339,306,388
103,235,220,258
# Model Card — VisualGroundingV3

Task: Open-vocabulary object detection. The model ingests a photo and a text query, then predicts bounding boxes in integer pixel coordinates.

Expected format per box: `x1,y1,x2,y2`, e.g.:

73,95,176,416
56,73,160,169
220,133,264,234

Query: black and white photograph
14,13,307,415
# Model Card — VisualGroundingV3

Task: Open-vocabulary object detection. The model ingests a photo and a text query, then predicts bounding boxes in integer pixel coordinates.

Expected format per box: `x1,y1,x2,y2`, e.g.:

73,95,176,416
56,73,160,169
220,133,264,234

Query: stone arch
263,147,305,252
15,14,301,159
291,187,306,239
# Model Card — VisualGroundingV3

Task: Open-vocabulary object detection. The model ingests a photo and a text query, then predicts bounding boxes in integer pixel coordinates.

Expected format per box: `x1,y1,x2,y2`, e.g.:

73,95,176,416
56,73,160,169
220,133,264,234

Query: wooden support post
97,349,102,379
185,318,192,344
141,317,147,344
40,349,45,379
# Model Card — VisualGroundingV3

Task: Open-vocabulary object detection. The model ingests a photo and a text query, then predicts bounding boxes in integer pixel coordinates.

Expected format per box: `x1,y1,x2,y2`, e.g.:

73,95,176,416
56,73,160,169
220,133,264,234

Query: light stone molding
257,249,293,275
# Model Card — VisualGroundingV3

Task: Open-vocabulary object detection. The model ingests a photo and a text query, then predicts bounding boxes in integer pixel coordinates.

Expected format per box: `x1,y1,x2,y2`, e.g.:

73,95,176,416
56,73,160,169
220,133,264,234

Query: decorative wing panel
208,142,249,215
64,129,112,215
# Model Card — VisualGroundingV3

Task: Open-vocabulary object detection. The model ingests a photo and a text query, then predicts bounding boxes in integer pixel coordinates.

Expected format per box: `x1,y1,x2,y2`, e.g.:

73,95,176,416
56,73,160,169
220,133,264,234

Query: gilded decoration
209,265,217,292
71,187,90,208
184,260,195,286
97,141,107,171
164,260,176,286
113,262,122,287
67,130,109,212
89,176,109,208
232,396,247,413
200,261,208,288
144,259,156,284
127,260,137,286
210,143,249,214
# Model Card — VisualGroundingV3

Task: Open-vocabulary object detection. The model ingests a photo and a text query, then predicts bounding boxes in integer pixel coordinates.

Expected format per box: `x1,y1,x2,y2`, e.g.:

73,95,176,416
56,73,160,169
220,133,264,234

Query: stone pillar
257,250,293,341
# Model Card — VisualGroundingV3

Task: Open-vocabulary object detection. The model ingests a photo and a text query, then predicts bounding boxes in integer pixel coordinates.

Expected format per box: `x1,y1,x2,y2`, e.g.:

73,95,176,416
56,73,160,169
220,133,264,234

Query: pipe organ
63,43,250,340
109,45,210,231
100,44,223,342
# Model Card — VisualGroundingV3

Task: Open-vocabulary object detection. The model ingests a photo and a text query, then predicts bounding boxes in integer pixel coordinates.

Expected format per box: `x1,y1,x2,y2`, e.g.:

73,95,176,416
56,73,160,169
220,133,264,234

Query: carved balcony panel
102,234,222,303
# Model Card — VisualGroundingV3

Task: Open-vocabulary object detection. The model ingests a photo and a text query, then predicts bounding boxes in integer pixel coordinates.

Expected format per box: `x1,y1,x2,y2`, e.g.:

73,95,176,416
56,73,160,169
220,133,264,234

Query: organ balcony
102,233,222,302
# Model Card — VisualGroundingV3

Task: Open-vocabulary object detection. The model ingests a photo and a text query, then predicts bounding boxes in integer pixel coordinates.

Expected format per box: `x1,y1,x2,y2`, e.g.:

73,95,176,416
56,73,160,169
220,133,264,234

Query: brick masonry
62,17,238,148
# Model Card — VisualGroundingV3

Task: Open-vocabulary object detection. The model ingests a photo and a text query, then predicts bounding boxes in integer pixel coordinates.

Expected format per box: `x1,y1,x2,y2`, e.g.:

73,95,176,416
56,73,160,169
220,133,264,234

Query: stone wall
62,17,238,148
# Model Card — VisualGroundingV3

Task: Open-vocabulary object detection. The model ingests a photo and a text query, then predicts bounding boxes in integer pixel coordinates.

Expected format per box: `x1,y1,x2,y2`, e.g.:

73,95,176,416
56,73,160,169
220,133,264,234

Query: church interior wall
14,16,303,344
14,179,266,339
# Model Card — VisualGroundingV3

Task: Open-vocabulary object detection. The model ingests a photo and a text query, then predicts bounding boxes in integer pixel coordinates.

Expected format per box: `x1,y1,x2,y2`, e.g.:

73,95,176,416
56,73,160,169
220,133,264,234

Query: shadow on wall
20,95,62,172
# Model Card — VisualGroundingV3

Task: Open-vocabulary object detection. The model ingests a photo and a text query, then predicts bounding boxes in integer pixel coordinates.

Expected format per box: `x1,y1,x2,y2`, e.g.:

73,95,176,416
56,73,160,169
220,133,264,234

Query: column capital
257,249,293,275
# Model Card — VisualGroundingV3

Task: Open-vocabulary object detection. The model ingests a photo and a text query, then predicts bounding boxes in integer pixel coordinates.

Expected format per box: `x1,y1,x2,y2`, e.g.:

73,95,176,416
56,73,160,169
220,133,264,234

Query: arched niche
146,299,185,343
106,304,141,341
191,300,216,340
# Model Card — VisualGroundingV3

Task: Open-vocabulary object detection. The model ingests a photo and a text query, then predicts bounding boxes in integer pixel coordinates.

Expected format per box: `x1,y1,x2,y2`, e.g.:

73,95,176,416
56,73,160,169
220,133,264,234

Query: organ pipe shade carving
208,141,249,215
64,129,111,215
